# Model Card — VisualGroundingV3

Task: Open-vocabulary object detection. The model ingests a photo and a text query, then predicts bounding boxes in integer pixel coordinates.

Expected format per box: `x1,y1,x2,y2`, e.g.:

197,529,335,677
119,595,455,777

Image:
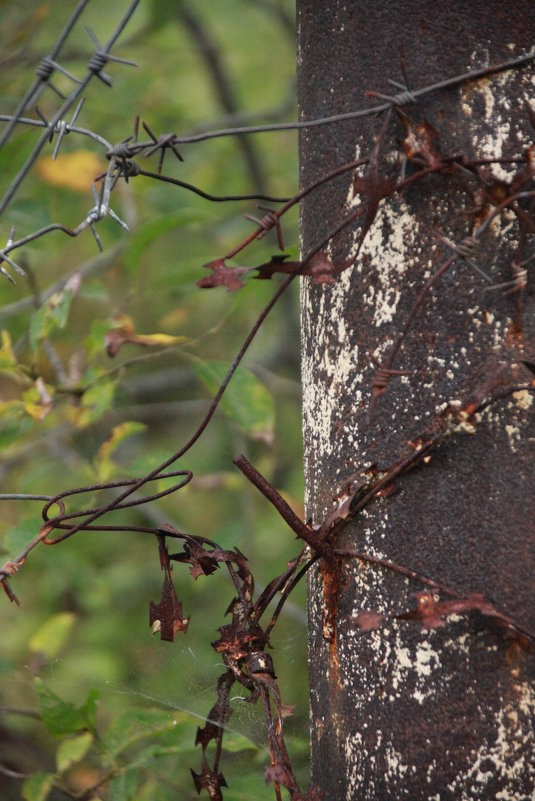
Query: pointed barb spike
108,208,129,231
89,222,103,252
1,251,25,276
85,26,101,49
49,59,81,85
35,105,48,125
388,78,408,91
70,97,85,125
110,171,122,190
49,83,66,100
96,71,113,87
52,123,67,160
0,264,15,285
142,121,157,142
105,53,139,68
171,142,184,162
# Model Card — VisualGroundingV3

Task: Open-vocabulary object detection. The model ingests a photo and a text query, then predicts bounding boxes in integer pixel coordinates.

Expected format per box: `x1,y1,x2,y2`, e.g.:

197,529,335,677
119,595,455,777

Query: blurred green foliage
0,2,307,799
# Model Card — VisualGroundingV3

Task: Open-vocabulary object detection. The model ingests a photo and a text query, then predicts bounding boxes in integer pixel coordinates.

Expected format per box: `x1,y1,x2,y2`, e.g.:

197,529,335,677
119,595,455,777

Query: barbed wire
1,39,534,283
0,0,141,218
0,0,90,150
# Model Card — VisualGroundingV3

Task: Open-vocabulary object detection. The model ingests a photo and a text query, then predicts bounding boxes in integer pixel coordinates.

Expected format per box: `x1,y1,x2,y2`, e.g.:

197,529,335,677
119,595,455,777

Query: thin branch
179,4,267,191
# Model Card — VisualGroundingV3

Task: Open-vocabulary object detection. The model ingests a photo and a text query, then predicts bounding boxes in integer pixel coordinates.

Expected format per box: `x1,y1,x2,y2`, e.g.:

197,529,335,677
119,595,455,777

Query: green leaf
193,359,274,440
108,770,139,801
84,319,112,359
29,289,75,353
125,449,173,476
3,517,41,557
75,379,116,428
56,731,93,774
95,421,146,480
29,612,77,660
222,731,260,753
103,708,186,758
35,679,98,736
22,772,54,801
0,407,34,450
126,741,196,771
29,305,50,354
124,210,207,273
49,288,74,329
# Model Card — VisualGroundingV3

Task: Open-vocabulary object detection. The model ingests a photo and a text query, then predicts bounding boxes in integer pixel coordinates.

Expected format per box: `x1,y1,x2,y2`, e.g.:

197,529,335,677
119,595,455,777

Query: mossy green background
0,3,306,799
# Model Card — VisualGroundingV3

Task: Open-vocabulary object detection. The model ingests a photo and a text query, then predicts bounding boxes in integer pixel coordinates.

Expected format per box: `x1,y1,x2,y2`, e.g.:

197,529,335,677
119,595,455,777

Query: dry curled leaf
353,610,386,631
351,114,396,256
190,767,228,801
105,314,189,357
197,258,250,291
255,251,351,284
400,116,442,168
397,591,515,631
149,535,190,641
149,569,190,641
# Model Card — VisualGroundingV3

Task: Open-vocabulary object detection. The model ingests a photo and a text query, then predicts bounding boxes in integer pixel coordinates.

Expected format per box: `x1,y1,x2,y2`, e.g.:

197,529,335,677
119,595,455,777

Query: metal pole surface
298,3,535,798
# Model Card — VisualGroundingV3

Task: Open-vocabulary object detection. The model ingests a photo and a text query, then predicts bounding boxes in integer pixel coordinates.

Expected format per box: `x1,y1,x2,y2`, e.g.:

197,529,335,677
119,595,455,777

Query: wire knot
35,56,55,81
107,141,134,160
87,50,110,78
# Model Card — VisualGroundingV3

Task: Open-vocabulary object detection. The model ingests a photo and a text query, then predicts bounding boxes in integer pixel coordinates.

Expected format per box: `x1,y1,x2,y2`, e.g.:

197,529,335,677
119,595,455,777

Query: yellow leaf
131,332,191,348
22,379,54,421
159,308,189,329
36,151,104,193
95,421,146,480
0,330,16,366
29,612,76,660
0,330,29,382
105,314,192,357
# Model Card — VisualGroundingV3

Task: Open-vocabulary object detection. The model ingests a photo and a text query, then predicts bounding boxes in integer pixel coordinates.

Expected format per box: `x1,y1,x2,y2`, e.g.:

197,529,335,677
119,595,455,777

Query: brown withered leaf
264,763,295,790
105,314,190,357
352,117,396,257
197,258,250,291
305,252,351,284
352,610,386,631
400,116,442,168
255,252,351,285
397,591,511,630
105,323,132,357
195,673,233,750
149,570,189,642
168,533,221,579
254,253,299,279
190,767,227,800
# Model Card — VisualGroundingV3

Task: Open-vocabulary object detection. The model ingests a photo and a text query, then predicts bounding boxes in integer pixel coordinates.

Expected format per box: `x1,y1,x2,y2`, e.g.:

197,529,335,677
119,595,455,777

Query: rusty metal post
298,3,535,799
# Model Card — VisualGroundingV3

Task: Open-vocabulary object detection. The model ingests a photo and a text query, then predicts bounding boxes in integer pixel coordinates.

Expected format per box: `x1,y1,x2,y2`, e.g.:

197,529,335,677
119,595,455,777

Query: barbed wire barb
0,226,24,283
0,0,90,150
51,97,86,160
0,0,141,218
85,25,139,86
